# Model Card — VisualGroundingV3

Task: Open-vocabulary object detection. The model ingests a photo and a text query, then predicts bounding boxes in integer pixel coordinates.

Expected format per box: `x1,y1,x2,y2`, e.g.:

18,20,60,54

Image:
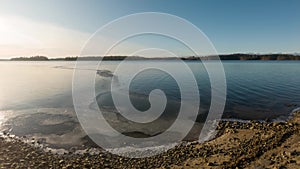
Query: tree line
10,54,300,61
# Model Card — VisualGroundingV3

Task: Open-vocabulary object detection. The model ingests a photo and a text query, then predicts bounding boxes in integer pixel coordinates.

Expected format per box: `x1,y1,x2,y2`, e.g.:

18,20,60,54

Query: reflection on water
0,61,74,110
0,60,300,151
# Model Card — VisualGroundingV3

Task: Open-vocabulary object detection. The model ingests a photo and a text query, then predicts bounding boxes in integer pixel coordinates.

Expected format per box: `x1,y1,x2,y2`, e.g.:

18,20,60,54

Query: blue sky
0,0,299,58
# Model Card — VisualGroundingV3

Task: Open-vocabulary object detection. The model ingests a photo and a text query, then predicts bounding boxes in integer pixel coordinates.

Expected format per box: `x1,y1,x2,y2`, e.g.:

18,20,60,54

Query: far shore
2,53,300,61
1,111,299,168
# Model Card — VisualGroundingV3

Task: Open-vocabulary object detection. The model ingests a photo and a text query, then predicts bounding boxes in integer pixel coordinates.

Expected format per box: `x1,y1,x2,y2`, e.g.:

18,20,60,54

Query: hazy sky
0,0,300,58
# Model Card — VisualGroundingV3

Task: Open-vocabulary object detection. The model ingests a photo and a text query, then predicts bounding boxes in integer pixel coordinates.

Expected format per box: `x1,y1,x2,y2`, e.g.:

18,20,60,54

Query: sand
0,111,300,169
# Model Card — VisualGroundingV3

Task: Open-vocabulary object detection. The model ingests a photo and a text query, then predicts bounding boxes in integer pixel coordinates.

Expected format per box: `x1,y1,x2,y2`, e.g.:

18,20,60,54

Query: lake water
0,60,300,153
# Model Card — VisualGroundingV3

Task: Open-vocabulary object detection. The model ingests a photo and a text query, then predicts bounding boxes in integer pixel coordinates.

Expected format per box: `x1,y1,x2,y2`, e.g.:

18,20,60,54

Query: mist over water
0,60,300,151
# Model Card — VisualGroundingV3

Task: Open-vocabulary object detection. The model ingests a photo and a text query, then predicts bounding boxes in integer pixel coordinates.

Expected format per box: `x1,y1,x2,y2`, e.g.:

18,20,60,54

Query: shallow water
0,60,300,151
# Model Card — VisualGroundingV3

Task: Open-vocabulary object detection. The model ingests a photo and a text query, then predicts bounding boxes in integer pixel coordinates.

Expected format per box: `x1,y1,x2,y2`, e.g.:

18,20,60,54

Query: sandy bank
1,111,300,169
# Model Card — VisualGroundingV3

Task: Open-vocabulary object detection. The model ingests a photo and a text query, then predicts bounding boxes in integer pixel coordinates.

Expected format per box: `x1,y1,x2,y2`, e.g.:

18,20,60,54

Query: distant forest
183,54,300,60
219,54,300,60
10,56,49,61
9,54,300,61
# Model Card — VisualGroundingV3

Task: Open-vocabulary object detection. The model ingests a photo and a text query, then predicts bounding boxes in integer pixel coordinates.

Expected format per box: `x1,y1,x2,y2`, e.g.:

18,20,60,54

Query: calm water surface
0,60,299,151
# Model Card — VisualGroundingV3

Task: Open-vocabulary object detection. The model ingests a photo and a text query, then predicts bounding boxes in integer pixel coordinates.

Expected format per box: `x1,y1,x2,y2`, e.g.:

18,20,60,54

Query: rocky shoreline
1,111,300,169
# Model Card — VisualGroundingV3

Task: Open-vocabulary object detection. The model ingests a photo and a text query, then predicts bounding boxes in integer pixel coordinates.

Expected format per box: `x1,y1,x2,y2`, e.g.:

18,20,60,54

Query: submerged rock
96,70,114,78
